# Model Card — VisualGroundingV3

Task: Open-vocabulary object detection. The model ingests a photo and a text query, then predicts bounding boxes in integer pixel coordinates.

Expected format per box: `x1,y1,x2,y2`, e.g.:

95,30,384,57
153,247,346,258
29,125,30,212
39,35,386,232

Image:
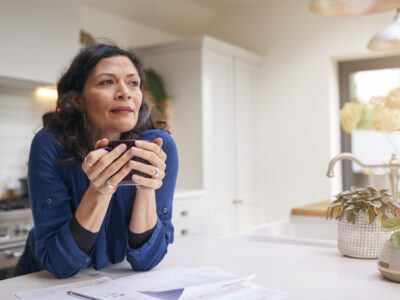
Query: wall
204,0,395,221
80,4,180,49
0,85,55,192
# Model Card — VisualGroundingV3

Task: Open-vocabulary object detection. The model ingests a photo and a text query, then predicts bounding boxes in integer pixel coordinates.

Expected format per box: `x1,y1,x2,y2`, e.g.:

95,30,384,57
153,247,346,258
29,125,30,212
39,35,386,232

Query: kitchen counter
0,236,398,299
291,200,331,217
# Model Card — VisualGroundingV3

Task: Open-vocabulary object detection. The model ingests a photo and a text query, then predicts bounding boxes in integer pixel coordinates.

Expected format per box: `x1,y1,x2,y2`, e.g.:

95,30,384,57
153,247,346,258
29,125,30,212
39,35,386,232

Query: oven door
0,239,25,279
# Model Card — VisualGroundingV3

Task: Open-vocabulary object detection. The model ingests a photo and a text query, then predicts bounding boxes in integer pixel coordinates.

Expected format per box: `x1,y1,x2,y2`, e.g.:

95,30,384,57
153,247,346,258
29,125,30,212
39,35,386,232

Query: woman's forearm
75,185,112,233
129,189,158,233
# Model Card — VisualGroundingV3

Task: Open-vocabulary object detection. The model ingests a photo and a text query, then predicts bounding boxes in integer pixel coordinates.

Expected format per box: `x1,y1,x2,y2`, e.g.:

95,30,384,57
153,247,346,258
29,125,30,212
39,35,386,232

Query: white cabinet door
202,49,235,235
233,58,262,231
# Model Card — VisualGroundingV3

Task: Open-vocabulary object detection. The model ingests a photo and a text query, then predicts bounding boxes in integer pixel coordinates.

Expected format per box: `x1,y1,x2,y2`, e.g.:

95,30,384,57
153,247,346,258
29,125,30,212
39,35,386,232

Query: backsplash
0,85,55,193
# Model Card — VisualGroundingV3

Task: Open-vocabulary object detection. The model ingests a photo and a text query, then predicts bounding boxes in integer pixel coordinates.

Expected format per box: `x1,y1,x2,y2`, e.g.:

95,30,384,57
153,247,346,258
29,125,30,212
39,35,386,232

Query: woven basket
338,213,390,258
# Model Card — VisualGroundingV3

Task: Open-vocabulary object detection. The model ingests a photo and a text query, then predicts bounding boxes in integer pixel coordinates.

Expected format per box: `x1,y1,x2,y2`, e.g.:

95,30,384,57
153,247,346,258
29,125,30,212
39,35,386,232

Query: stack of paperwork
13,267,286,300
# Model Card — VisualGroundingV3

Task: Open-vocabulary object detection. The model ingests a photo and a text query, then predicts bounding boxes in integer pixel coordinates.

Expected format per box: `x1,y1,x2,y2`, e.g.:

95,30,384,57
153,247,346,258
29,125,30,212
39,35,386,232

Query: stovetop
0,197,30,211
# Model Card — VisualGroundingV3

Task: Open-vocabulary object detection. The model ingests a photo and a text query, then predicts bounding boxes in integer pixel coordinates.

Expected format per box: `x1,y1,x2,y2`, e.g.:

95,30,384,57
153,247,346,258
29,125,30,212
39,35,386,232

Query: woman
15,44,178,278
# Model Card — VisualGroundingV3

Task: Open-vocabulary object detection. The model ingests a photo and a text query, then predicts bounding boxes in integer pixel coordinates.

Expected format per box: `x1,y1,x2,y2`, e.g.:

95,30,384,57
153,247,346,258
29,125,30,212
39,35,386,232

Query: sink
247,215,337,248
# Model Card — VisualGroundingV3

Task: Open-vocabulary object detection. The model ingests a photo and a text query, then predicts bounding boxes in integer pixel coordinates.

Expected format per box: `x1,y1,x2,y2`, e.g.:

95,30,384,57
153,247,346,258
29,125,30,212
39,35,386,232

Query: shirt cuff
128,224,156,249
69,216,99,254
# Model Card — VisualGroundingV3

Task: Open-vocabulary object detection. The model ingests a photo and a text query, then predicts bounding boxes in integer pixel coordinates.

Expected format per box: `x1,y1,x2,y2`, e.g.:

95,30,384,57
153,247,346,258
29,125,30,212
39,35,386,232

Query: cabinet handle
181,229,188,236
232,199,243,205
180,210,188,217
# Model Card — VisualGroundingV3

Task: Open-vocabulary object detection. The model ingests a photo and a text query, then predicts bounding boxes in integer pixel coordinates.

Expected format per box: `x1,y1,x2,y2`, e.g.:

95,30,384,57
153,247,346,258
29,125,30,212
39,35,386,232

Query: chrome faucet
327,152,400,204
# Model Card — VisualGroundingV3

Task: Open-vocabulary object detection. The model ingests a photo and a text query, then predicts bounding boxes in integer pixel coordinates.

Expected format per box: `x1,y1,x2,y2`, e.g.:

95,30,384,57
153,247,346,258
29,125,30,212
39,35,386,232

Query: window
338,56,400,190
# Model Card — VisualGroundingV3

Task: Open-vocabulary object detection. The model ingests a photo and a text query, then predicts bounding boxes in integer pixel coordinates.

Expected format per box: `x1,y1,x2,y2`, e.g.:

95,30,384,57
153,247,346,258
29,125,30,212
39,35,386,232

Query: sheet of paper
12,267,286,300
138,274,256,300
13,276,157,300
13,276,112,299
114,267,238,292
115,267,285,300
66,280,157,300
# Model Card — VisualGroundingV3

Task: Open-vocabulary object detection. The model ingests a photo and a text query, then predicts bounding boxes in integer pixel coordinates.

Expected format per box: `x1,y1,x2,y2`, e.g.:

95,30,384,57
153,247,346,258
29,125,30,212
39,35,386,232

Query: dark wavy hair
43,43,167,166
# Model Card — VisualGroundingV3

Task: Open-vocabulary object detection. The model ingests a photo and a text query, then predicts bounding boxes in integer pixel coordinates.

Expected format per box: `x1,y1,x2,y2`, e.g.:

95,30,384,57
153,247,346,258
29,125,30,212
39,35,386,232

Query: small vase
378,240,400,283
338,213,390,258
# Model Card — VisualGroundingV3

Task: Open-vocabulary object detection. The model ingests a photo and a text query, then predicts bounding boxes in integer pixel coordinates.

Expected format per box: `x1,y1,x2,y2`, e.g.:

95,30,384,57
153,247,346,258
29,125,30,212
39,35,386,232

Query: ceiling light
310,0,400,16
367,8,400,52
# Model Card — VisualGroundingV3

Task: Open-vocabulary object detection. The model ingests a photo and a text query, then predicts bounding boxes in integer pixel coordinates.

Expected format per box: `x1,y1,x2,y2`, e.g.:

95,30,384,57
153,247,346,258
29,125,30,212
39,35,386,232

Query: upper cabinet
0,0,80,84
137,36,264,236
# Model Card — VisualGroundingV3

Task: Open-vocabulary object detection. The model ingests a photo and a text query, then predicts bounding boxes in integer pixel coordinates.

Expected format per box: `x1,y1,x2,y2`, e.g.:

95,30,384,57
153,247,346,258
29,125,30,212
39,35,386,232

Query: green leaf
367,186,378,194
374,207,382,216
346,211,356,224
345,204,356,211
368,195,382,205
378,215,388,227
365,208,375,225
332,206,343,219
328,201,343,208
381,217,400,232
385,205,395,218
391,231,400,248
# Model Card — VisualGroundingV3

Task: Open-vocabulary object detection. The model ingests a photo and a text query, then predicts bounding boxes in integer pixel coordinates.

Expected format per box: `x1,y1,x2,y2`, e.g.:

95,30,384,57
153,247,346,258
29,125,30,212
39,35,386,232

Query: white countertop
0,236,398,299
173,189,205,200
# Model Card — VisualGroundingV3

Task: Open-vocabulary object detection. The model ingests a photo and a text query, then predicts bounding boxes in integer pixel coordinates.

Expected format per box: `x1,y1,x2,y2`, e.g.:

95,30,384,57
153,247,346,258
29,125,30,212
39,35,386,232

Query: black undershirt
69,216,156,254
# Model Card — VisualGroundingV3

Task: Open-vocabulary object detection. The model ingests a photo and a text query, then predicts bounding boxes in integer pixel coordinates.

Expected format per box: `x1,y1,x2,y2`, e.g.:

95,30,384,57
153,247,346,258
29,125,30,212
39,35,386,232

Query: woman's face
78,55,142,141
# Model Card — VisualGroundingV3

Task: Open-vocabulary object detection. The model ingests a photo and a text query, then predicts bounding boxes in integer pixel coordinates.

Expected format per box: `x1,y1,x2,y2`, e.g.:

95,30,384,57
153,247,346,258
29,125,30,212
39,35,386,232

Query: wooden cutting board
291,200,332,217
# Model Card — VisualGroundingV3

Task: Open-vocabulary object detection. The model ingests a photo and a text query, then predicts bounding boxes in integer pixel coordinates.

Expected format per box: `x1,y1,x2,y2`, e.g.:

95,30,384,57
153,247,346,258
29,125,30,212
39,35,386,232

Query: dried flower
371,87,400,111
340,86,400,133
371,108,400,132
340,102,362,133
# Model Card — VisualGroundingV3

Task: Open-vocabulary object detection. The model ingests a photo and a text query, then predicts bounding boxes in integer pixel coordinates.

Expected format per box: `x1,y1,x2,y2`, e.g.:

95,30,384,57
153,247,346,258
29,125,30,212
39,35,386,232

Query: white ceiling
80,0,267,37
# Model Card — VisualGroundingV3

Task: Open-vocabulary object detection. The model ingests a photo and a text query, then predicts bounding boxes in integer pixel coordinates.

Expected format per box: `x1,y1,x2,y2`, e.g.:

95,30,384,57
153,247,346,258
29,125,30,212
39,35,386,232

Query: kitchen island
0,236,398,299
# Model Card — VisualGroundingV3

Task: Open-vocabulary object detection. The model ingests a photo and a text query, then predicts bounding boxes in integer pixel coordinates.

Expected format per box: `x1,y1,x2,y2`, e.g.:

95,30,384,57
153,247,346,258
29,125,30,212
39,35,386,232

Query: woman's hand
82,138,136,194
131,138,167,192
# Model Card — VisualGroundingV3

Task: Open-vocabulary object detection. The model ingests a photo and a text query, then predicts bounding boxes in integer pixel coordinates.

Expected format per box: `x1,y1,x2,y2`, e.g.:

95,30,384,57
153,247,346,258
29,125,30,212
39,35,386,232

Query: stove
0,197,33,279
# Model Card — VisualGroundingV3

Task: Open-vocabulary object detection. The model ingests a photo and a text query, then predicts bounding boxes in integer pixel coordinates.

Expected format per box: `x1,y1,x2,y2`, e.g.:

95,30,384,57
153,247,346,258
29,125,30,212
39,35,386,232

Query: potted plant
144,68,169,122
326,186,400,258
378,217,400,282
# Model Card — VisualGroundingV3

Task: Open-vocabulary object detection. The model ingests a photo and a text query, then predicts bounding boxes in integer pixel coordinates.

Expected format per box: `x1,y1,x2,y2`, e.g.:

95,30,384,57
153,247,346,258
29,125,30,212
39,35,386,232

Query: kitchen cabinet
173,190,205,238
0,0,80,84
138,36,262,236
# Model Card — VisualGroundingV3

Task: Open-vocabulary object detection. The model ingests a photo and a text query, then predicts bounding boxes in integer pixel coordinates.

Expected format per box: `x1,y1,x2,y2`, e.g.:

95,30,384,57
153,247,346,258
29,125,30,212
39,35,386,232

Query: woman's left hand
131,138,167,191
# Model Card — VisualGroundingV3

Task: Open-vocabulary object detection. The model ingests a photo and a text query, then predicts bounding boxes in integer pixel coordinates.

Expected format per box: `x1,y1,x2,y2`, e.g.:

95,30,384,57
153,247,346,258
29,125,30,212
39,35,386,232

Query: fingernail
135,140,143,146
131,147,139,153
118,144,127,150
129,160,136,167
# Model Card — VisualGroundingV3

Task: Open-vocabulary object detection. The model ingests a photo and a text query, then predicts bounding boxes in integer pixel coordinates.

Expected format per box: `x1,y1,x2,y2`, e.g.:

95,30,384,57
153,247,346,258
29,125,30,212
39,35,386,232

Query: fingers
94,147,135,185
95,138,109,150
82,148,109,172
98,160,135,192
130,138,167,191
133,173,163,190
134,139,167,166
83,143,129,181
83,137,167,193
152,138,163,148
131,160,165,179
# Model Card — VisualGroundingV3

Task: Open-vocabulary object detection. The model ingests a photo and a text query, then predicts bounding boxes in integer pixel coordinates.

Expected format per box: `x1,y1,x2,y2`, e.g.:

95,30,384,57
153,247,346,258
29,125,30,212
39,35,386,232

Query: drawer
172,197,204,238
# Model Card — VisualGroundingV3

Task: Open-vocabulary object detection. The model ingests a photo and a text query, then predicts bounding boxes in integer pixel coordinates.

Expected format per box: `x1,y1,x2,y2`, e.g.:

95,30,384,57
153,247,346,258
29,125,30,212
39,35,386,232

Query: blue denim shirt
23,128,178,278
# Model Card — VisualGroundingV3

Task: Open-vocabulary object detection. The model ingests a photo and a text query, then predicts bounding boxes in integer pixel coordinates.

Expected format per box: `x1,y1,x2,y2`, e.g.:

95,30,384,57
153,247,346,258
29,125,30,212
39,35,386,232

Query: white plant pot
338,213,390,258
378,240,400,283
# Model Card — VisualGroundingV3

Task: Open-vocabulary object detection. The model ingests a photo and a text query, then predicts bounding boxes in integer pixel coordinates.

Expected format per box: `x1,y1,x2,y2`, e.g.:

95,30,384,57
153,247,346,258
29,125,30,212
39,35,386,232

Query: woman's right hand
81,138,135,194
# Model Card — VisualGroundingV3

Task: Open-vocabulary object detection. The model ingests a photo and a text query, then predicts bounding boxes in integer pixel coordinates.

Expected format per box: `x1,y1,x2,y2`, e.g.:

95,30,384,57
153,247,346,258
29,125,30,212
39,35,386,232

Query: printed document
13,267,286,300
